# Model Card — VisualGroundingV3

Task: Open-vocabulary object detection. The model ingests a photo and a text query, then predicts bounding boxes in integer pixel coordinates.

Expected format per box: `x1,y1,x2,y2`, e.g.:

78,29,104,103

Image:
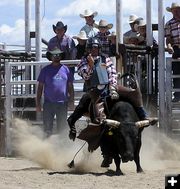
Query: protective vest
85,56,109,90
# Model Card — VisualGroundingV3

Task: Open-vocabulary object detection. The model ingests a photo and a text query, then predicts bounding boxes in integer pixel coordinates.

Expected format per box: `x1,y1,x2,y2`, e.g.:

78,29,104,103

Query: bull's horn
103,119,120,128
135,120,150,128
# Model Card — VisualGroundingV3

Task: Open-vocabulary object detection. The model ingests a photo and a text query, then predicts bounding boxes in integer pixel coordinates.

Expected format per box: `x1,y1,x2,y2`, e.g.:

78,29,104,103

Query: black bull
77,96,154,175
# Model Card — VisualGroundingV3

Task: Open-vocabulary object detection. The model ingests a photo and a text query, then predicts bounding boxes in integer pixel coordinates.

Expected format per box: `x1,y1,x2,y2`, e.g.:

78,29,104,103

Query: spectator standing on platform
107,31,117,57
36,48,74,137
135,19,158,47
165,2,180,102
73,30,88,59
80,9,98,38
123,14,143,44
48,21,76,76
94,19,116,57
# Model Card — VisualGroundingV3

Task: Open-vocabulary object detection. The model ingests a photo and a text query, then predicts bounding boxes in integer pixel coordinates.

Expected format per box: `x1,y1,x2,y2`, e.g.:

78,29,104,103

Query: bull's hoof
101,156,113,168
137,168,144,173
115,169,124,176
105,169,124,176
101,160,110,168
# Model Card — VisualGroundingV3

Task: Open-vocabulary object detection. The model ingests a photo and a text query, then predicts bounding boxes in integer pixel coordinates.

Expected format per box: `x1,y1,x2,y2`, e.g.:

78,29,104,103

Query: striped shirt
77,55,117,87
165,17,180,46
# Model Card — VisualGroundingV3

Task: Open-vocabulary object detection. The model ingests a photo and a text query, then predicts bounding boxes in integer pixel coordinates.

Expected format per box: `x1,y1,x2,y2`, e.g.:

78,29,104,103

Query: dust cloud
11,118,180,173
141,126,180,171
11,118,102,172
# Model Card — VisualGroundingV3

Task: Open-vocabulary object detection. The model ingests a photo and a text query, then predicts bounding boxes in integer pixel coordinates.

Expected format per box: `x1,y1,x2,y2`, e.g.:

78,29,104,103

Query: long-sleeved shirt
77,55,117,87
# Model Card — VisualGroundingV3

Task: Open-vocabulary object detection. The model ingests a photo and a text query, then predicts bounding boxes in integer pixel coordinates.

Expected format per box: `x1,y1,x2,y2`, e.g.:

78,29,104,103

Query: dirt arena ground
0,118,179,189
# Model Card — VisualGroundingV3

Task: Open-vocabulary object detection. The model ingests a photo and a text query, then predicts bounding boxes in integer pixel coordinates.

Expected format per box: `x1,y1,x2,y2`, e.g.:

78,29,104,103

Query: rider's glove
109,85,119,100
69,126,76,141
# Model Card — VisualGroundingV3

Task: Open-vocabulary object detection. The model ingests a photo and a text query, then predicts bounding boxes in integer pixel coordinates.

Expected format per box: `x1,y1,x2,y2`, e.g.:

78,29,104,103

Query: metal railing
164,58,180,137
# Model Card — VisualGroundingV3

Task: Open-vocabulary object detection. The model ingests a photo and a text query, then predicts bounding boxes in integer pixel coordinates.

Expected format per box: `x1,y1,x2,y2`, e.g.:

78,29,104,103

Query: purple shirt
48,34,76,60
37,64,73,103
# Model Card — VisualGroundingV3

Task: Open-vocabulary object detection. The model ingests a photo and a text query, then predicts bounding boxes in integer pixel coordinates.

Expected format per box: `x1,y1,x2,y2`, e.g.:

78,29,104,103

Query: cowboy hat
94,19,113,29
80,9,98,18
134,19,146,31
52,21,67,33
46,47,65,61
73,31,88,40
128,14,139,23
49,48,64,55
166,2,180,12
107,31,116,39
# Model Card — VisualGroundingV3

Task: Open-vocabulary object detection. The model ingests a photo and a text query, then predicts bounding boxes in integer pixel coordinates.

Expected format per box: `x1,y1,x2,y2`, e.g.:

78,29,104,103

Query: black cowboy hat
52,21,67,33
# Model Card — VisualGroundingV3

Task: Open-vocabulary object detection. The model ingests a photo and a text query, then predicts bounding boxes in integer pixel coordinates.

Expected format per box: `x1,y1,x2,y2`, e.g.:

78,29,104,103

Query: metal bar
166,58,172,134
8,60,80,66
5,62,12,155
25,0,31,52
158,0,165,130
35,0,41,61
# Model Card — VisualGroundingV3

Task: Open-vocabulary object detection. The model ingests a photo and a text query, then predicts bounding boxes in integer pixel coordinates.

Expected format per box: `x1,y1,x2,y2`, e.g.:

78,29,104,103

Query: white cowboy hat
94,19,113,29
128,14,139,23
166,2,180,12
73,31,88,40
137,19,146,27
134,19,146,31
107,31,116,38
80,9,98,18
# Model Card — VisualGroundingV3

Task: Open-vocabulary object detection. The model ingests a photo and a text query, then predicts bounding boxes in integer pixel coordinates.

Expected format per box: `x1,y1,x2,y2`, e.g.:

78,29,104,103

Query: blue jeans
43,101,68,136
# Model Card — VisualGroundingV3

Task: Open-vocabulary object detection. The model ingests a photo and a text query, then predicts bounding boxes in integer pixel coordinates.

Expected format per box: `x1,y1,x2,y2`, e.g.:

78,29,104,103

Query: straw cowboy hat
46,47,64,60
166,2,180,12
49,48,64,55
73,31,88,40
80,9,98,18
94,19,113,29
53,21,67,33
128,14,139,23
134,19,146,31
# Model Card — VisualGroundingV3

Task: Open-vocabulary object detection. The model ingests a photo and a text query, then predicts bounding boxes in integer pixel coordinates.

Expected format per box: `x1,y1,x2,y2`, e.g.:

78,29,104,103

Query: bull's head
103,119,157,163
